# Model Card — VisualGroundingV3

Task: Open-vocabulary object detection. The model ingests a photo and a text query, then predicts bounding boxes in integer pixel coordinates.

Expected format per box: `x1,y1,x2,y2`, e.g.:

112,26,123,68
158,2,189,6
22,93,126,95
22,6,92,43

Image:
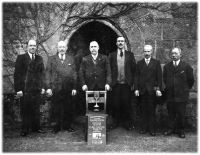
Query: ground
3,118,197,152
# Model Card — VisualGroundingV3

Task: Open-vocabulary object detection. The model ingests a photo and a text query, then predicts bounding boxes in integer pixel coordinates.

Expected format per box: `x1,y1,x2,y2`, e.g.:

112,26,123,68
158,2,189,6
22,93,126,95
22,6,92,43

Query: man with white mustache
79,41,111,91
46,41,77,133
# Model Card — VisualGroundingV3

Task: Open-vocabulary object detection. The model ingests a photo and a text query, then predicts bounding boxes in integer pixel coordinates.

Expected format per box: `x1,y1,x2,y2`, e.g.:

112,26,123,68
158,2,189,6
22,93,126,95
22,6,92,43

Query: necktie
174,61,177,67
61,54,64,63
32,54,35,60
146,59,149,65
120,50,123,57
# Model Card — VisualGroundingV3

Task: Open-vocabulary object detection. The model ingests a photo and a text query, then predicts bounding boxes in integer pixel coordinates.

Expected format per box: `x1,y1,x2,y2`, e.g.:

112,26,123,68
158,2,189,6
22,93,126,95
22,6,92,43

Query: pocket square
180,71,185,73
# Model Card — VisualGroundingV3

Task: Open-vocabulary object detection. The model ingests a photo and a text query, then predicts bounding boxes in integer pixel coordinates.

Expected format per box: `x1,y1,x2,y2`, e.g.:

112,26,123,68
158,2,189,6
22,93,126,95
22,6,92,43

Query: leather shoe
173,129,179,134
126,126,134,131
52,126,61,134
164,129,173,136
32,129,45,133
109,123,118,130
20,132,27,137
66,127,75,132
150,132,156,136
179,131,185,138
36,129,45,133
126,127,132,131
139,130,146,134
52,129,60,134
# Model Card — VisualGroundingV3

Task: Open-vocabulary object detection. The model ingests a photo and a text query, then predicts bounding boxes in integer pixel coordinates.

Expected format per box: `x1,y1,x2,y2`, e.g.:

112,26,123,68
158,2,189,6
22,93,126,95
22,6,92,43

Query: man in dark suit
79,41,111,91
134,44,162,136
14,39,45,137
163,47,194,138
109,36,136,130
46,41,77,133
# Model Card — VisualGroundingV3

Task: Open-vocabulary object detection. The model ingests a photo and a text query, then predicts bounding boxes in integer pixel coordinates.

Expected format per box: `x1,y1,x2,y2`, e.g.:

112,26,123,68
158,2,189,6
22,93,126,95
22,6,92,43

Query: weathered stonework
3,7,197,129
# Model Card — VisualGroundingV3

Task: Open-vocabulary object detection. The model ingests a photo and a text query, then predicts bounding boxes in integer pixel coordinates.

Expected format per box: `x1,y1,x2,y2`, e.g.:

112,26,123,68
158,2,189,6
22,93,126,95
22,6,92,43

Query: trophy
93,91,100,112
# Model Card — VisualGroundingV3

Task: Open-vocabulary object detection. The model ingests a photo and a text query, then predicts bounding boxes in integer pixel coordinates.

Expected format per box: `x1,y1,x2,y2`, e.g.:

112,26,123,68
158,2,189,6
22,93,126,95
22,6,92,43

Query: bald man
134,44,162,136
79,41,111,91
163,47,194,138
46,41,77,133
14,40,45,136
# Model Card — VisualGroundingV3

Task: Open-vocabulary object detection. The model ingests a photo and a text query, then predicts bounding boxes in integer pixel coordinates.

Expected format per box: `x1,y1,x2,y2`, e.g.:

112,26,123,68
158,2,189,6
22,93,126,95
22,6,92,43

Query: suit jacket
46,53,77,92
163,61,194,102
134,58,162,95
79,54,111,90
14,53,45,93
109,50,136,87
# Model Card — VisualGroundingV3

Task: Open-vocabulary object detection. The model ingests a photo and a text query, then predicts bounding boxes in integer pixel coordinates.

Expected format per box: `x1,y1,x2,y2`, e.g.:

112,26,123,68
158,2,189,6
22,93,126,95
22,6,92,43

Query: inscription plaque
87,114,107,146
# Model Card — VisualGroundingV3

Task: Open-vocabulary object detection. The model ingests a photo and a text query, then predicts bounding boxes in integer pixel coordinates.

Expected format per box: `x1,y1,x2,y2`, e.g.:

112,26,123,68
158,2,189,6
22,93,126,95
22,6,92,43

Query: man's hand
156,90,162,97
41,89,45,95
105,84,110,91
135,90,139,96
46,89,53,97
16,91,23,98
72,89,77,96
82,85,88,91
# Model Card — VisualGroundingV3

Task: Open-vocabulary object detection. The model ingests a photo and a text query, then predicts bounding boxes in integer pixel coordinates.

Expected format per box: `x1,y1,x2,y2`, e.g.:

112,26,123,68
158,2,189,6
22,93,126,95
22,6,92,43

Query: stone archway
67,20,130,57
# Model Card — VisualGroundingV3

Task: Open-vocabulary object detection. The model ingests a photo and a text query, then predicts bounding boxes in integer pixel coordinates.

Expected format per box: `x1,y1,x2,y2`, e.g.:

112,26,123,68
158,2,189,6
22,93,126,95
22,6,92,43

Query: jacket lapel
55,54,64,66
141,59,146,68
124,50,128,69
168,61,175,72
96,54,102,64
113,51,117,65
147,58,154,68
89,54,96,65
25,52,31,61
113,51,118,74
174,60,183,73
25,53,32,65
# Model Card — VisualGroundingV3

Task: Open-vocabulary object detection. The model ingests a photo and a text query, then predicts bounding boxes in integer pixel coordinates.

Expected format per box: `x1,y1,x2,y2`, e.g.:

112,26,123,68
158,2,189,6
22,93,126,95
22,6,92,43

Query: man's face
171,48,181,61
116,37,125,49
28,40,37,54
144,50,152,59
143,45,153,59
89,41,99,56
58,41,66,54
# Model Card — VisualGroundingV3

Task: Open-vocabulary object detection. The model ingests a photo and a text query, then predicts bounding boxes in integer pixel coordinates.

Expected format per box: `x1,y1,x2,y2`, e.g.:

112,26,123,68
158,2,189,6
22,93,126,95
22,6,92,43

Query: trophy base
93,109,99,112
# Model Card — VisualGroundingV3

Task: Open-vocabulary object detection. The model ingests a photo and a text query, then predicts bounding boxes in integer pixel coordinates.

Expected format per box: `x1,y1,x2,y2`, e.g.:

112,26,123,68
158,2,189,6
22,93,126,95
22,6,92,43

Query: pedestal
86,113,107,146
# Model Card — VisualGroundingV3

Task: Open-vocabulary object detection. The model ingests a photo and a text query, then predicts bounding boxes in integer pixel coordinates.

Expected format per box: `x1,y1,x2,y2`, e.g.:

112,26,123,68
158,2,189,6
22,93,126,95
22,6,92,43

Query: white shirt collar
91,53,98,60
58,53,65,60
173,59,180,65
145,57,151,61
118,48,125,55
28,52,35,59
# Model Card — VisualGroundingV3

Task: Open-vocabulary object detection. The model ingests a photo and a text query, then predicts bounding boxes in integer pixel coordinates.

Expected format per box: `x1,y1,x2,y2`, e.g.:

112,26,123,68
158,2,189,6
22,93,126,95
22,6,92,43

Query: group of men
14,36,194,139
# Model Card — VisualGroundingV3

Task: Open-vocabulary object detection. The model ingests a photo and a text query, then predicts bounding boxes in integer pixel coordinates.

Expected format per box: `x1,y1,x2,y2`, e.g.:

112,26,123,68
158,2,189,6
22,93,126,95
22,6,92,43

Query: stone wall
3,15,197,129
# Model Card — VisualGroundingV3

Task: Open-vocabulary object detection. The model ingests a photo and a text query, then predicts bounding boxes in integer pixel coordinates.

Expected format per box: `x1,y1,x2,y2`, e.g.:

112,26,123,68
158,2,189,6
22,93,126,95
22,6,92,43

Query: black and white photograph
2,0,198,152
